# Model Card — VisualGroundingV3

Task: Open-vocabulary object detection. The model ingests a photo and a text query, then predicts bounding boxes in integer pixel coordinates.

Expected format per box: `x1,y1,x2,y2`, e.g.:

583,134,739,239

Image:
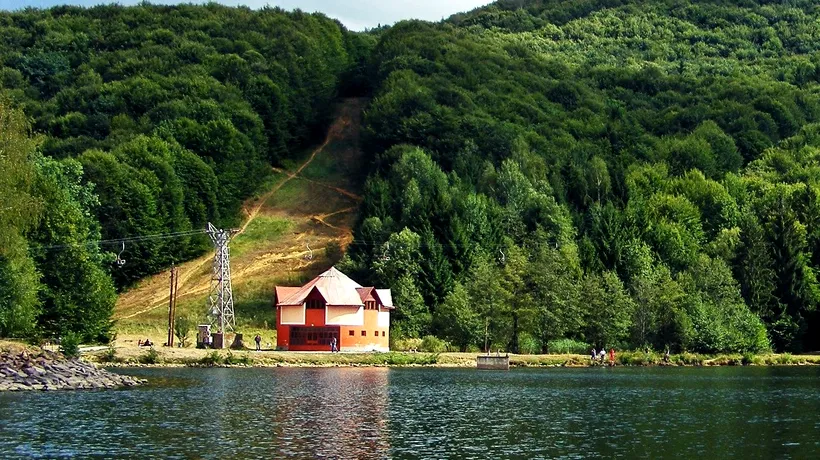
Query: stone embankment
0,349,145,391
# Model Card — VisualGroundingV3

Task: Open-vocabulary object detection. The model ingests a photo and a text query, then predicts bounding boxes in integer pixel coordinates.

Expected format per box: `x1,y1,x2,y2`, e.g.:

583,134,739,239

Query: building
274,267,393,351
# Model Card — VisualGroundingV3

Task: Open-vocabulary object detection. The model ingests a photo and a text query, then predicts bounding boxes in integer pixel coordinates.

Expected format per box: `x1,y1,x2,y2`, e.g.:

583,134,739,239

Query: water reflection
1,366,819,458
270,368,390,458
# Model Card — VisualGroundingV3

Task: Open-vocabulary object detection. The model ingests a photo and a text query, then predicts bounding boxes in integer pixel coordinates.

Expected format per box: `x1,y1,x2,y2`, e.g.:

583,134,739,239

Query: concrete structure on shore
274,267,394,352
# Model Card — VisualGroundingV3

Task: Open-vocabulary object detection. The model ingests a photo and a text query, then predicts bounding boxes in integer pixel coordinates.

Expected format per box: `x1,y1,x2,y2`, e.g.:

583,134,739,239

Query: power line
27,228,209,252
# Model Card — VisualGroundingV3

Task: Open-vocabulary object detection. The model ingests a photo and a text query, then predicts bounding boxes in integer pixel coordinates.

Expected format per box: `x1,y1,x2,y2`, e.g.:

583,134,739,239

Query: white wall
326,306,364,326
280,305,305,325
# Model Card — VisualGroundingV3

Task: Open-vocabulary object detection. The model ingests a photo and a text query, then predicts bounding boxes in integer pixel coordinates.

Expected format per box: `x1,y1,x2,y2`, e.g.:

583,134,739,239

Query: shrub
546,338,590,355
138,347,160,364
393,337,423,352
199,351,223,366
517,333,541,355
100,345,118,363
59,332,81,358
673,352,703,366
174,316,194,348
224,351,252,366
617,350,660,366
776,353,795,365
420,335,449,353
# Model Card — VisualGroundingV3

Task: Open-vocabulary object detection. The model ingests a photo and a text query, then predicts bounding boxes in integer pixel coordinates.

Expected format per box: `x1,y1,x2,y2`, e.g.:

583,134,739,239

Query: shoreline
85,346,820,369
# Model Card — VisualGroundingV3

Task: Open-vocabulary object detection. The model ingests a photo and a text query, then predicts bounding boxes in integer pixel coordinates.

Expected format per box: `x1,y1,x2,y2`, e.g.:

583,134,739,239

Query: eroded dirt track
114,98,367,323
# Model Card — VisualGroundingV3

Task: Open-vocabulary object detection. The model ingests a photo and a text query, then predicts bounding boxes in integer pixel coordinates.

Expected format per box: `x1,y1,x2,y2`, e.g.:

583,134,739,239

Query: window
289,327,338,346
374,331,378,337
306,299,325,309
382,331,385,337
349,330,354,336
361,331,366,336
365,301,377,310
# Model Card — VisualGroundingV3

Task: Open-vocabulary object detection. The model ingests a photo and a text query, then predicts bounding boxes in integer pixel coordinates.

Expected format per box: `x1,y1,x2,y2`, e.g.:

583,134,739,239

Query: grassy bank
80,344,820,368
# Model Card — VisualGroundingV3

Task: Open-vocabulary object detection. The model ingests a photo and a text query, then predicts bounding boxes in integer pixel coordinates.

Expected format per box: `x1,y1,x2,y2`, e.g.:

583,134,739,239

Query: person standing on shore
254,334,261,351
609,348,615,366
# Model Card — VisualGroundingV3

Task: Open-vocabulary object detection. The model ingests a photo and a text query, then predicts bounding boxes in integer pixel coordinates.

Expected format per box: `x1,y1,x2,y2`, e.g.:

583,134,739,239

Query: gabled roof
376,289,394,308
356,287,375,303
275,287,301,305
276,266,364,307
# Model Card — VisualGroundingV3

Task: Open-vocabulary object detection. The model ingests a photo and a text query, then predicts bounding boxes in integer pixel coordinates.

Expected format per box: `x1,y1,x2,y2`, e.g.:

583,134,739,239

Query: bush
420,335,449,353
617,350,661,366
518,333,541,355
393,337,423,352
59,332,81,358
138,347,160,364
546,338,590,355
673,352,704,366
224,351,252,366
174,316,194,348
363,352,439,365
198,351,223,366
99,345,118,363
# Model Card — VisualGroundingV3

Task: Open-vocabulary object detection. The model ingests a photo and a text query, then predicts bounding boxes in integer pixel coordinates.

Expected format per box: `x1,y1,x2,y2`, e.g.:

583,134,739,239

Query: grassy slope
112,98,367,347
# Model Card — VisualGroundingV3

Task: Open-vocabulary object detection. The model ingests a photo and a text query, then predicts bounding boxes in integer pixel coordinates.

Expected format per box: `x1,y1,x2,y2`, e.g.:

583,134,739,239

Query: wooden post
167,265,176,347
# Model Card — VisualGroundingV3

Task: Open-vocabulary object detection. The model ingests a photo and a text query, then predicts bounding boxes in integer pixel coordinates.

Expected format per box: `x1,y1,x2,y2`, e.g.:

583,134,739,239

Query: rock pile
0,349,145,391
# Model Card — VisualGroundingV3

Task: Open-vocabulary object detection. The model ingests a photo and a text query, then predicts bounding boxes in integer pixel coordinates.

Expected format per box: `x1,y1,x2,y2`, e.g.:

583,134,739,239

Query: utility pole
206,223,238,348
166,264,178,347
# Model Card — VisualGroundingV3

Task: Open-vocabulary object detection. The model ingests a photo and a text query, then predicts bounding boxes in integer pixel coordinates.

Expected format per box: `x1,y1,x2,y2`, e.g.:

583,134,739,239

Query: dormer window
365,301,377,310
306,299,325,309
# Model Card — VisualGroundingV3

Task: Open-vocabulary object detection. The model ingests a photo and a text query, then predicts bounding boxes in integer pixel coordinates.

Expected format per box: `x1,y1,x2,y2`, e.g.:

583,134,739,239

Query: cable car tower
207,223,238,340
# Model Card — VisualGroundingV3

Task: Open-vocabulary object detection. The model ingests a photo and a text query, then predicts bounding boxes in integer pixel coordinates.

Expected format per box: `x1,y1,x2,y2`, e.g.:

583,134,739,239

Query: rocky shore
0,349,145,391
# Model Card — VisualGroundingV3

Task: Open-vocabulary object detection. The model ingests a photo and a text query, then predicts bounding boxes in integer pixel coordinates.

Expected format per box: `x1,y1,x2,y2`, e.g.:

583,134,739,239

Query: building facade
274,267,393,352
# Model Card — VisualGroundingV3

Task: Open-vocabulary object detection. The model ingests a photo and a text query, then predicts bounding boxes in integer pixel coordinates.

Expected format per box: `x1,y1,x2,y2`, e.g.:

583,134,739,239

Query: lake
1,366,819,458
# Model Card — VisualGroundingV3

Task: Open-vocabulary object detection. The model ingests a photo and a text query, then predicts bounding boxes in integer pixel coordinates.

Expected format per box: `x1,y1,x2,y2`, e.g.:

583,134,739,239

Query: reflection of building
274,267,393,351
270,368,391,459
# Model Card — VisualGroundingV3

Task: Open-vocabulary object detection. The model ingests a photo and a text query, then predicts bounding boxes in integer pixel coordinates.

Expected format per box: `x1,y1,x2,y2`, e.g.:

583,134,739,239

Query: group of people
591,347,615,366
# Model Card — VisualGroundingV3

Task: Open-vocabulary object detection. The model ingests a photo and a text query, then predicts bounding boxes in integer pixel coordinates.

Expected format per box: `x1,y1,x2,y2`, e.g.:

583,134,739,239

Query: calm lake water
1,366,819,458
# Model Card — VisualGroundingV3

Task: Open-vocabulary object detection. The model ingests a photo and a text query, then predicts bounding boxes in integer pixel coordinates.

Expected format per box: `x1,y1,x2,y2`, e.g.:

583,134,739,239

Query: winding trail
115,98,365,322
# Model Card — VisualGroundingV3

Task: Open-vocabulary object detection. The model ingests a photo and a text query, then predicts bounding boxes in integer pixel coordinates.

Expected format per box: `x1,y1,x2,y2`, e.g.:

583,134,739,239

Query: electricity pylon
207,223,237,335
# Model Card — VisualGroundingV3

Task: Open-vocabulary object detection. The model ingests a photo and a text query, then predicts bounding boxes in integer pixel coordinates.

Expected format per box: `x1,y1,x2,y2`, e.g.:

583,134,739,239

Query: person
254,334,262,351
330,336,338,352
590,348,597,364
609,348,615,366
664,348,670,364
599,349,606,364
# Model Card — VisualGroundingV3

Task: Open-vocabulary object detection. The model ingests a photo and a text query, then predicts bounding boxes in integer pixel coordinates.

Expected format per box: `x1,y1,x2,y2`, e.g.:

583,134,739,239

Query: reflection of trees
271,368,390,459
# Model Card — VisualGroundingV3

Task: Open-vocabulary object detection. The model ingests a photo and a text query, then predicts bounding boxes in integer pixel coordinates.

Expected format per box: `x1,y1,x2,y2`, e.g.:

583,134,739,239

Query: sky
2,0,494,31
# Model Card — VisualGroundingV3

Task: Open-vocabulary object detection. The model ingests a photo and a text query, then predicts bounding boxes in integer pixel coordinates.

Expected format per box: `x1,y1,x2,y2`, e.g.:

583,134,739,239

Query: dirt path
115,99,366,322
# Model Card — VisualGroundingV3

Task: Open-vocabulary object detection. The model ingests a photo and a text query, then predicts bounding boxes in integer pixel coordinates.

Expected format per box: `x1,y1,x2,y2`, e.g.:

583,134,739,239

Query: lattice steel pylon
207,223,238,334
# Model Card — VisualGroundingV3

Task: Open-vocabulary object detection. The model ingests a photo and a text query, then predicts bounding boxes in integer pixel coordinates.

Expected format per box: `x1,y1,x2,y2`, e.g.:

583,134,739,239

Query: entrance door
289,326,340,350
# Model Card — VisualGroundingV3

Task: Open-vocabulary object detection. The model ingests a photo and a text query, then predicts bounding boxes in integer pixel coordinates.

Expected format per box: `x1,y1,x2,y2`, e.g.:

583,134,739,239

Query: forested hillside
341,0,820,353
5,0,820,354
0,4,365,342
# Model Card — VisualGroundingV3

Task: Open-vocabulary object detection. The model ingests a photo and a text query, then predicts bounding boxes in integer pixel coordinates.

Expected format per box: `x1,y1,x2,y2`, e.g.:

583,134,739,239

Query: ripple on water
0,366,819,458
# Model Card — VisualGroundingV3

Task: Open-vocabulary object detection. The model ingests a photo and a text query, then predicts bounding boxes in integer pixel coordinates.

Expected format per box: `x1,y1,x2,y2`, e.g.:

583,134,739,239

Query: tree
434,282,483,351
28,156,117,342
0,99,41,338
174,316,194,348
581,271,635,349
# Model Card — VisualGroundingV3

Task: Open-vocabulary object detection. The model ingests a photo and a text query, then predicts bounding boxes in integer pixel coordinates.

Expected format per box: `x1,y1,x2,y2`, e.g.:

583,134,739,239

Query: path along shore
84,343,820,368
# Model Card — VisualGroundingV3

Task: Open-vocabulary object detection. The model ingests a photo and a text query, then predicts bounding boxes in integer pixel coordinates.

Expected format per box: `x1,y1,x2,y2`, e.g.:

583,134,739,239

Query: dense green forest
0,4,364,342
340,0,820,353
4,0,820,353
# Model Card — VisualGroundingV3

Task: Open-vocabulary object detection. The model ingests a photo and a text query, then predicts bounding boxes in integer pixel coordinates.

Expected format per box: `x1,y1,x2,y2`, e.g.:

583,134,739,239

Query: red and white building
274,267,393,351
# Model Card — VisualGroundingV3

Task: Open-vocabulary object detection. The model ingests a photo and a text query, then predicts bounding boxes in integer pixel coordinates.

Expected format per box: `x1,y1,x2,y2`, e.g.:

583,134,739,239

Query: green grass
231,216,292,257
